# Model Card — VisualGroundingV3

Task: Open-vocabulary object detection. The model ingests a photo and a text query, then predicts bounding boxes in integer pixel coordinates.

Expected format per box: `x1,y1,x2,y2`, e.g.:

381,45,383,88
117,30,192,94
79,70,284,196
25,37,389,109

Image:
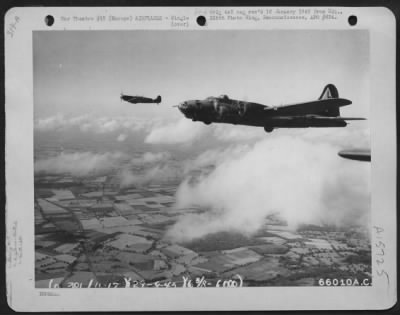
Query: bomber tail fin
318,84,340,117
154,95,162,104
318,84,339,100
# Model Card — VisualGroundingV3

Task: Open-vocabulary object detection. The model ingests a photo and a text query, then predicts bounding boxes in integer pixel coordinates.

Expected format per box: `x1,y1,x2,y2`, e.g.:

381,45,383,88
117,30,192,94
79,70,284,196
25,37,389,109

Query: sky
33,30,371,239
33,30,369,119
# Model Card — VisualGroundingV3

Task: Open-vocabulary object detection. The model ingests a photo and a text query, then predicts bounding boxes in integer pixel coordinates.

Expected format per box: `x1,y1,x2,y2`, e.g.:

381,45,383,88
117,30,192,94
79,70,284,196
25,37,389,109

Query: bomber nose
178,101,191,116
178,101,186,111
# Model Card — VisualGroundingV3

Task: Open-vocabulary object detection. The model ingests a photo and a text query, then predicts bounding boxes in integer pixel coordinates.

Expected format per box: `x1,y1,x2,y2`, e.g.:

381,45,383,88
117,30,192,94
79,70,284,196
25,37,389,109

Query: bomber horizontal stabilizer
339,117,366,120
308,116,366,121
263,98,352,116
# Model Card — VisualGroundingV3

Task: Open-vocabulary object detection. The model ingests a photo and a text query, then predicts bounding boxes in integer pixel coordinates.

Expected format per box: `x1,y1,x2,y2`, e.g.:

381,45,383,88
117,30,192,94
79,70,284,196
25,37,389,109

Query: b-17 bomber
121,93,162,104
177,84,365,133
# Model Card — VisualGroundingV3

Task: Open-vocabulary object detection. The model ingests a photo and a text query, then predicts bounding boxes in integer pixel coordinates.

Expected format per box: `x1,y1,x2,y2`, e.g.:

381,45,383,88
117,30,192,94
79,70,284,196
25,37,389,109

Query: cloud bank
130,151,171,166
183,145,251,174
117,134,128,142
35,150,179,186
119,163,181,188
35,151,128,177
144,118,210,145
35,114,158,135
119,151,180,187
166,136,370,242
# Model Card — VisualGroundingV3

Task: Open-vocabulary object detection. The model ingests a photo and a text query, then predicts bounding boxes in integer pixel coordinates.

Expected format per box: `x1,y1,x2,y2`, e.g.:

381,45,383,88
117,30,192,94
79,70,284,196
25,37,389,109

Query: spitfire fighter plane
121,93,162,105
177,84,365,132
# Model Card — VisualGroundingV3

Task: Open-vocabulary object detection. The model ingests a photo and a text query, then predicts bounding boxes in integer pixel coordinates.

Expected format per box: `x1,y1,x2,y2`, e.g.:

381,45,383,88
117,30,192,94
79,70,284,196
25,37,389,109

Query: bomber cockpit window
218,95,229,100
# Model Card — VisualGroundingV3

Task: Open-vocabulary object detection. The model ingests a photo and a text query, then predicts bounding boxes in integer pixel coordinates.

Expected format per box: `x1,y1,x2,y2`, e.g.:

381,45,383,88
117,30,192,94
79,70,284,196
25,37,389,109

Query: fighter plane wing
264,98,352,116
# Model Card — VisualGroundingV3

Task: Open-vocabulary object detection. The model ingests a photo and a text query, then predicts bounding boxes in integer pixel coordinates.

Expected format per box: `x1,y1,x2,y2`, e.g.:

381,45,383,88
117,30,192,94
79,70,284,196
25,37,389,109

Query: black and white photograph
5,7,396,311
33,29,371,288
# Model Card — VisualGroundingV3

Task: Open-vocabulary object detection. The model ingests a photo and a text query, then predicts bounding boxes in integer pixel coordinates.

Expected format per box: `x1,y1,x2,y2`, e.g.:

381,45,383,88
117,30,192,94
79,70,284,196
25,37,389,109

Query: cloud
117,134,128,142
122,151,176,186
35,150,177,183
144,119,266,146
290,124,370,148
35,114,156,135
213,125,265,142
166,136,370,242
35,151,128,177
130,151,171,165
145,118,210,145
34,114,67,132
183,145,250,173
119,163,181,188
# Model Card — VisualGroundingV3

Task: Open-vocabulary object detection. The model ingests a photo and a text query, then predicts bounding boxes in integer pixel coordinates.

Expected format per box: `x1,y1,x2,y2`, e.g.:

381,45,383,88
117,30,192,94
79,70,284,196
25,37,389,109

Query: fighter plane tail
318,84,339,100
